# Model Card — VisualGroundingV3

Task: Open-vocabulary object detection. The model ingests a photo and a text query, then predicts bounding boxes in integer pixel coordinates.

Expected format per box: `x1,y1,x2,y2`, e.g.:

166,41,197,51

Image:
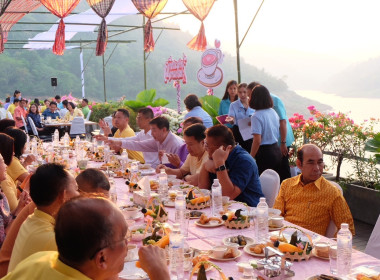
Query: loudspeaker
51,77,57,87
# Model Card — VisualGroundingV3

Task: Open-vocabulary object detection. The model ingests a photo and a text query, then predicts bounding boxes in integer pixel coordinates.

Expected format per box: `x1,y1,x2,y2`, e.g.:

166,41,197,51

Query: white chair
365,214,380,259
28,117,51,142
0,108,7,119
259,169,280,208
85,110,92,121
325,181,344,237
21,115,28,134
7,111,13,120
70,117,86,138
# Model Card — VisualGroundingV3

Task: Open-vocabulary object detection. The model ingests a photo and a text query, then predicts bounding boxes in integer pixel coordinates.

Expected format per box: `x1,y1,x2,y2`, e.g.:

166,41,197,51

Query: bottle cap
260,197,266,202
341,223,349,229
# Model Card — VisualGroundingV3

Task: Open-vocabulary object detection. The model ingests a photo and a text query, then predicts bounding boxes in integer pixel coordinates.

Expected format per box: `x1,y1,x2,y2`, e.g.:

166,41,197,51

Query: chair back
0,108,6,119
86,110,92,121
259,169,280,208
70,117,86,135
21,115,28,133
325,181,344,237
365,214,380,259
7,111,13,120
28,117,39,136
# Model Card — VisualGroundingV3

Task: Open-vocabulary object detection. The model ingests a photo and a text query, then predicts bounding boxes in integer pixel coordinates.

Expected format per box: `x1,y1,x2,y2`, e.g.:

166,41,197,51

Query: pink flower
177,128,183,133
307,105,315,111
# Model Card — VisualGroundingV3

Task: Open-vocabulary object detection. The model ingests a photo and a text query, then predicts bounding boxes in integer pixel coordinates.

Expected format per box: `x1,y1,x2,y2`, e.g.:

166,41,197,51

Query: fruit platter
185,187,210,210
221,202,250,229
141,197,168,223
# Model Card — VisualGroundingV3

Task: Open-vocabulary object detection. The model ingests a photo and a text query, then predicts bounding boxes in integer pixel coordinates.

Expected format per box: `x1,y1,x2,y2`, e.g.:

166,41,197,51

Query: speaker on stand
51,77,57,95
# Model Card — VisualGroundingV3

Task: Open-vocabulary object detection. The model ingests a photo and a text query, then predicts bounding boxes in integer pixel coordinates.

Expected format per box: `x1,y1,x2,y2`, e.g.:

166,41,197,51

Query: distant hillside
0,2,330,116
325,57,380,98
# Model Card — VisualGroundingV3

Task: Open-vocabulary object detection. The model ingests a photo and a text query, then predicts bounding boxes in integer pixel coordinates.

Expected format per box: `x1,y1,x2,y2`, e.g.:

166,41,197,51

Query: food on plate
271,229,313,256
221,209,248,224
223,248,238,259
190,210,203,218
228,235,247,246
278,242,303,253
249,243,274,254
198,214,222,225
141,201,168,222
114,170,123,177
356,274,380,280
185,188,210,209
192,254,209,267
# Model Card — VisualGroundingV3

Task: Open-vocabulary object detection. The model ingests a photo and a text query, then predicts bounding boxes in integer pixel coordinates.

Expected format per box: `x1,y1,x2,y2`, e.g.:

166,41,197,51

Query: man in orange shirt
273,144,355,236
13,99,27,130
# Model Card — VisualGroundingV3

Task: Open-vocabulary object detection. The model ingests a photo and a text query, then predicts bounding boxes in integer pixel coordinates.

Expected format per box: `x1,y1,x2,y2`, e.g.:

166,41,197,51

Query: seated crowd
0,82,355,279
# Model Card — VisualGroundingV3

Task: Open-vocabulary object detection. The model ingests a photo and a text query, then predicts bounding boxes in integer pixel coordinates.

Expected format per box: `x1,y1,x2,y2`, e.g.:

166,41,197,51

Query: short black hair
184,124,206,142
55,197,117,265
4,127,26,159
13,90,20,96
249,85,273,110
68,102,76,109
44,99,49,103
13,98,19,104
0,133,14,165
5,97,10,103
117,108,129,118
33,98,40,105
55,95,61,100
184,94,202,110
76,169,110,193
222,80,238,100
62,100,69,106
138,107,154,119
149,116,169,130
0,119,15,132
183,117,203,126
206,124,235,147
82,99,88,104
50,101,57,107
30,163,71,207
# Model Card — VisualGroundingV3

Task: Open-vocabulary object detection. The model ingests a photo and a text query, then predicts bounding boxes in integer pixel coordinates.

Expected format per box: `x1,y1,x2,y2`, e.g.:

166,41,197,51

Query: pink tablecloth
105,173,380,279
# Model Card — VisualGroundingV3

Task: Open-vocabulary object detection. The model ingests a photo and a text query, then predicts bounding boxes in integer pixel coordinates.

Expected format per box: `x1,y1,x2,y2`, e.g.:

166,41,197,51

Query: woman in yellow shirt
64,102,84,122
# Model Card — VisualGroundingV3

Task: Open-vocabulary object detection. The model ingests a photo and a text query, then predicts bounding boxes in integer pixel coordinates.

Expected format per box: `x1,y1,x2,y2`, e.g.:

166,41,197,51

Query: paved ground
353,219,374,252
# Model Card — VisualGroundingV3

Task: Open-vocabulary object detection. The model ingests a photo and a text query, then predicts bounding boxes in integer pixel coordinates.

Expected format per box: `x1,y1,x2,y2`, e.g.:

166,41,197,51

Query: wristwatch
215,164,227,172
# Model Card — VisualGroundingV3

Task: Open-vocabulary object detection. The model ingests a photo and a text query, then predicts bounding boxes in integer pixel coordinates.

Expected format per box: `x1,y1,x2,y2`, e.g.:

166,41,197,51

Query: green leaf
200,95,221,125
124,100,146,110
151,98,170,107
136,89,156,103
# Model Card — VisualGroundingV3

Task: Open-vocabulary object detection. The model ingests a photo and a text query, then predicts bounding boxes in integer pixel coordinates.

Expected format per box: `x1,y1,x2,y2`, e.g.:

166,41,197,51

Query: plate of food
243,243,276,257
189,210,204,219
306,275,342,280
208,248,242,261
195,214,223,228
223,235,253,248
268,224,284,231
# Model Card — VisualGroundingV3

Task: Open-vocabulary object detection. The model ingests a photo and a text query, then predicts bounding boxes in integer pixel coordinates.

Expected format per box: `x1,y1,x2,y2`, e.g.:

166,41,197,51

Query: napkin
138,176,151,197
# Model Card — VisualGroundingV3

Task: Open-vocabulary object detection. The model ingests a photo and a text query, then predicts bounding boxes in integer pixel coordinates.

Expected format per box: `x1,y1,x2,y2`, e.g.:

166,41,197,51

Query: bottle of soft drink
211,179,223,217
158,169,168,202
255,197,268,243
169,223,184,280
175,191,186,234
337,223,352,276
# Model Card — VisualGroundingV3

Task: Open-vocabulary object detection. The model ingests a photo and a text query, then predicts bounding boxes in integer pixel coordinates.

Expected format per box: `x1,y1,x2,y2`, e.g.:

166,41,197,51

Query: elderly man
107,116,184,164
98,108,144,163
3,197,170,280
157,124,208,186
8,163,79,272
199,125,263,207
273,144,355,236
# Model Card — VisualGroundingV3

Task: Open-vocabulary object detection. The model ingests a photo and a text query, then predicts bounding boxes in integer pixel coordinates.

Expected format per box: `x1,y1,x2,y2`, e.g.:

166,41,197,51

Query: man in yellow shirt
102,109,144,163
3,197,170,280
156,124,208,186
273,144,355,236
8,163,79,272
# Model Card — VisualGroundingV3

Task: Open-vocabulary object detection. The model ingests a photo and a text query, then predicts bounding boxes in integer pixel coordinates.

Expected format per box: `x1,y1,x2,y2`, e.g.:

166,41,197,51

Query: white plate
120,261,149,280
125,212,144,221
194,220,223,228
223,236,254,248
189,211,204,219
140,168,155,176
305,276,342,280
209,250,242,261
164,200,175,207
311,248,329,260
243,244,276,258
268,225,284,231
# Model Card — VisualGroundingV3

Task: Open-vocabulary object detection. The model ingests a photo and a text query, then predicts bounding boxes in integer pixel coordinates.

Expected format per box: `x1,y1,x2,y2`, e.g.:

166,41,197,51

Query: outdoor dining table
85,161,380,279
43,120,97,127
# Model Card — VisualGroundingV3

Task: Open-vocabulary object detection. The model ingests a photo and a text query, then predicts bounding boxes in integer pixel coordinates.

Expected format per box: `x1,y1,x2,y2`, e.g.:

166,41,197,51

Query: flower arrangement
147,105,186,135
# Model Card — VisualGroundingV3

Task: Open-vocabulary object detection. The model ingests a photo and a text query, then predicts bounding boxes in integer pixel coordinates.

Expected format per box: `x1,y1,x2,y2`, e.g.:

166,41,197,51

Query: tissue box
133,191,158,207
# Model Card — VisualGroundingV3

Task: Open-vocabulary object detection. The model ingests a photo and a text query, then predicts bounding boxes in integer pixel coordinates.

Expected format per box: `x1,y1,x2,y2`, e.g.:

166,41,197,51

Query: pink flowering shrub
147,106,185,136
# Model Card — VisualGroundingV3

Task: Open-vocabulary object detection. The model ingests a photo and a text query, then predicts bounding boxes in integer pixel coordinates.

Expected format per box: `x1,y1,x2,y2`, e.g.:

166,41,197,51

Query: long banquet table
87,162,380,279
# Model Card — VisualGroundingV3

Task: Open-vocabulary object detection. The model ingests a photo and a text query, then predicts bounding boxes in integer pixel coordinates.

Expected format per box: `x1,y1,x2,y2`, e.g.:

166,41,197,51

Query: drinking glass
329,238,338,275
183,248,193,272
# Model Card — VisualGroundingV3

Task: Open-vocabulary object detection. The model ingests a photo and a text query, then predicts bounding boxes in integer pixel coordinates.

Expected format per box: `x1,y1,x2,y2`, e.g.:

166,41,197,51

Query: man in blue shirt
184,94,213,128
199,125,264,207
55,95,64,110
42,101,60,119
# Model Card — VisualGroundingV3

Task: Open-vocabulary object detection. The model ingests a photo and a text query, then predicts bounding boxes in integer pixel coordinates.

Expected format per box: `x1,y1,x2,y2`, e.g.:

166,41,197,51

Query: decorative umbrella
131,0,168,52
39,0,81,55
182,0,215,52
0,0,12,53
86,0,116,56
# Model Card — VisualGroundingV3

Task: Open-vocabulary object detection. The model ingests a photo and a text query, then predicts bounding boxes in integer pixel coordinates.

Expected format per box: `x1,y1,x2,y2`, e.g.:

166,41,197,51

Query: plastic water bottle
158,169,168,202
255,197,269,243
175,191,186,234
211,179,223,217
53,129,59,146
337,223,352,276
169,223,184,280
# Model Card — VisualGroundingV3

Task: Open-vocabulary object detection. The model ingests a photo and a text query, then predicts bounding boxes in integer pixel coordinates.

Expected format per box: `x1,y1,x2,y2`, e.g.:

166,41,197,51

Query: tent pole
233,0,241,83
80,43,86,98
102,54,107,102
143,16,147,90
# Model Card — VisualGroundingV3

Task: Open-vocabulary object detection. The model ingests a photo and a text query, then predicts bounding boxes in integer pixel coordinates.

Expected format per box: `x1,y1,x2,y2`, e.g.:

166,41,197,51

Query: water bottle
211,179,223,217
53,129,59,146
158,169,168,202
255,197,269,243
130,161,139,183
337,223,352,276
110,185,117,204
175,191,186,234
169,223,184,280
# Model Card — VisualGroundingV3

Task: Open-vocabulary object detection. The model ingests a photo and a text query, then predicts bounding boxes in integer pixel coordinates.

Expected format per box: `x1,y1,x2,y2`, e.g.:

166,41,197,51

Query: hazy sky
161,0,380,90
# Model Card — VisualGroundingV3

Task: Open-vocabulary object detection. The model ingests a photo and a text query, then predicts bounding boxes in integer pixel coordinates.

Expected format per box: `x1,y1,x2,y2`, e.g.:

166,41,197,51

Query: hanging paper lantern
0,0,12,53
131,0,168,52
182,0,215,52
86,0,116,56
39,0,81,55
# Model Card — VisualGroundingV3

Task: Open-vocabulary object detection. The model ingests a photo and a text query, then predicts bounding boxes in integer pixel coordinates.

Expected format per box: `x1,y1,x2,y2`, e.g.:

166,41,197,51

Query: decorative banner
131,0,168,52
0,0,12,53
182,0,215,52
39,0,81,55
86,0,117,56
164,54,187,113
197,39,224,94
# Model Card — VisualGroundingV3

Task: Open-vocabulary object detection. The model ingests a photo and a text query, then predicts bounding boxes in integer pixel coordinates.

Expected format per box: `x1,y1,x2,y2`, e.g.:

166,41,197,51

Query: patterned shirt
273,175,355,236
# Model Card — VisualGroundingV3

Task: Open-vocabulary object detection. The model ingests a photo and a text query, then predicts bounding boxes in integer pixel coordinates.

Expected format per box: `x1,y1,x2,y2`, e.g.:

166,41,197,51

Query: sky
161,0,380,90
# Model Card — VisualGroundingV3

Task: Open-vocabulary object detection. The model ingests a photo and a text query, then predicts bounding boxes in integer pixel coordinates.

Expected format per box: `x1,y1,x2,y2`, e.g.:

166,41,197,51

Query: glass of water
329,238,338,275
